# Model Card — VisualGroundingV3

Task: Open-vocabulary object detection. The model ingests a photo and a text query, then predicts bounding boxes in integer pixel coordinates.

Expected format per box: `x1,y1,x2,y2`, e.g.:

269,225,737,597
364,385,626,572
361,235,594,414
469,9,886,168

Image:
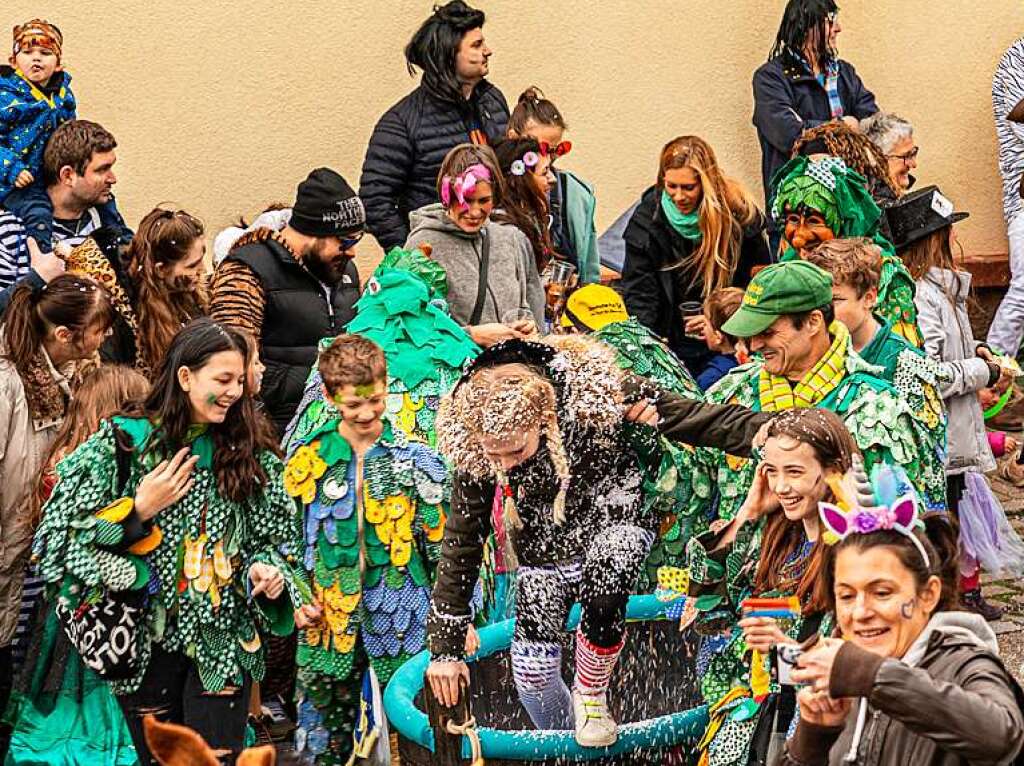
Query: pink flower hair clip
441,163,492,211
510,151,540,177
819,455,930,566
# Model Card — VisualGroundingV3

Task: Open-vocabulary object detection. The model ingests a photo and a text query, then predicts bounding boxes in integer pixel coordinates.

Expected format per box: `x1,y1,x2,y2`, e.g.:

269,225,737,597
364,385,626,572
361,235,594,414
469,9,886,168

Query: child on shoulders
0,19,76,203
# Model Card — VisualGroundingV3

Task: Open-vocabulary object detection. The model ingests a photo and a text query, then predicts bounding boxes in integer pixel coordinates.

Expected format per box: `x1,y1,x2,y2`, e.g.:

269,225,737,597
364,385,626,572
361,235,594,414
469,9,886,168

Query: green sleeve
244,450,312,634
33,420,146,597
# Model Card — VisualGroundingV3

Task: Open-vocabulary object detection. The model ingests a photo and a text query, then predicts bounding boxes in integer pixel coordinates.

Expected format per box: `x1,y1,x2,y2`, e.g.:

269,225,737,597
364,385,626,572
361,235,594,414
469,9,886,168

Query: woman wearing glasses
65,207,209,379
862,111,919,193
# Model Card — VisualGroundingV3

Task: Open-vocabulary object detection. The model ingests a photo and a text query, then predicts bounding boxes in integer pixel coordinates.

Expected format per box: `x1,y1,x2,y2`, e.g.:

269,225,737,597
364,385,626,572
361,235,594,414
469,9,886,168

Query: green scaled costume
285,246,480,449
702,324,946,523
772,156,921,346
684,521,833,766
31,417,306,696
283,418,448,765
592,317,715,584
857,315,946,431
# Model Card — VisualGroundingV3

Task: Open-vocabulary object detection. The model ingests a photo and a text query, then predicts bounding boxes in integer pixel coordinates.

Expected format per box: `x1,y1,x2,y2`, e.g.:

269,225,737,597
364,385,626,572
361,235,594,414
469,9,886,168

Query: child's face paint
833,547,941,660
180,350,246,425
330,379,388,437
354,383,377,398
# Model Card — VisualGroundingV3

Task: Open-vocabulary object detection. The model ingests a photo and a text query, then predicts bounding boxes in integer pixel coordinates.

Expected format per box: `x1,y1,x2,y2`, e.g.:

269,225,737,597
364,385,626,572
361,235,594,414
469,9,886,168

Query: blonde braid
545,416,572,526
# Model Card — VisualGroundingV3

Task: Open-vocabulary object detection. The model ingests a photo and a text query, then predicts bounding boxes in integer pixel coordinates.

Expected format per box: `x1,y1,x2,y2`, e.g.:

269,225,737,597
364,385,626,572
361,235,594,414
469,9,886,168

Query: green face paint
354,383,378,398
205,393,218,405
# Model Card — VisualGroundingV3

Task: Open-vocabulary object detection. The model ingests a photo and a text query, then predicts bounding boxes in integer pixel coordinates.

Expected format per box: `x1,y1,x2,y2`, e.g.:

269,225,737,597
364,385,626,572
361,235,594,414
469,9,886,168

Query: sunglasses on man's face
340,232,364,250
539,140,572,159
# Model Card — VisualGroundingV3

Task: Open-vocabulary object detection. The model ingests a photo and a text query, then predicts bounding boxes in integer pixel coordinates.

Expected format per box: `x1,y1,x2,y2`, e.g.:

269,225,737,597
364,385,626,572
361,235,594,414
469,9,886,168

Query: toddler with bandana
0,19,76,203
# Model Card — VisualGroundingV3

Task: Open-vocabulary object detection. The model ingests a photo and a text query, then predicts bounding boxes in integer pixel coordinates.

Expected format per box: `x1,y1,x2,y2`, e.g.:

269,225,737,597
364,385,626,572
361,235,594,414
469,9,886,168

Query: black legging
513,523,655,648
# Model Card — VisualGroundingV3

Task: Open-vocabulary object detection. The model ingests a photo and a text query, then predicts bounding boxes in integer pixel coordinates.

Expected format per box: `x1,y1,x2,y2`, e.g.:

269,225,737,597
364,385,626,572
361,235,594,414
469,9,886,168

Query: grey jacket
914,267,994,473
781,612,1024,766
404,204,545,327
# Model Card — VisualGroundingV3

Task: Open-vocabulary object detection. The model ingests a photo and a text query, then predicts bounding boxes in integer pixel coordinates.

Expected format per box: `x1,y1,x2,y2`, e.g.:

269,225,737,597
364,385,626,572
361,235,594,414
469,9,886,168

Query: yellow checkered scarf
758,322,849,412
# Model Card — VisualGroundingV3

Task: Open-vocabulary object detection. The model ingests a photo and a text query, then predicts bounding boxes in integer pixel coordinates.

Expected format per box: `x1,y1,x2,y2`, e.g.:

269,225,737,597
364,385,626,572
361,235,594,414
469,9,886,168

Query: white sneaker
572,689,618,747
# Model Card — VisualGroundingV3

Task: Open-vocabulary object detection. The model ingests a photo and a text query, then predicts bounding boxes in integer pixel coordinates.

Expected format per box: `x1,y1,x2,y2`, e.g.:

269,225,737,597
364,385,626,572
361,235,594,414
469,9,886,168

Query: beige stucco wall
7,0,1024,273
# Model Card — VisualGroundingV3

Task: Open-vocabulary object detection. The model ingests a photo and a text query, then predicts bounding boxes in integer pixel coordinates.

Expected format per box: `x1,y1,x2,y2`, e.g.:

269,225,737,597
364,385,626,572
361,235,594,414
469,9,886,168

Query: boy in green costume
285,335,451,765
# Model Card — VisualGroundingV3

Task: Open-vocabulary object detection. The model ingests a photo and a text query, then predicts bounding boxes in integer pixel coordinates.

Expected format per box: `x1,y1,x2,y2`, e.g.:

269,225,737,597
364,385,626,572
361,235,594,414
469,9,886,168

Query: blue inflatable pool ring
384,594,710,762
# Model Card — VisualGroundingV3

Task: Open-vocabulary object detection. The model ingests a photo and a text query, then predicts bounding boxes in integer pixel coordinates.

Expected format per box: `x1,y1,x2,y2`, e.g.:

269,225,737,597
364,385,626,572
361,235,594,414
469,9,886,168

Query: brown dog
142,714,276,766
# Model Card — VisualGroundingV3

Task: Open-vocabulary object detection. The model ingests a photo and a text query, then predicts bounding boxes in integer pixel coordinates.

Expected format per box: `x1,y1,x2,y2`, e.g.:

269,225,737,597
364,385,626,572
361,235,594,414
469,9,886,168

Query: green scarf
660,191,701,241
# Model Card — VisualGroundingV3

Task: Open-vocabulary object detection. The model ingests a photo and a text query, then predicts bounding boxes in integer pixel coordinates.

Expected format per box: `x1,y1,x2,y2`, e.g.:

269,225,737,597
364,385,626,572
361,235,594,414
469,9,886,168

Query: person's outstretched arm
426,472,494,660
642,384,770,457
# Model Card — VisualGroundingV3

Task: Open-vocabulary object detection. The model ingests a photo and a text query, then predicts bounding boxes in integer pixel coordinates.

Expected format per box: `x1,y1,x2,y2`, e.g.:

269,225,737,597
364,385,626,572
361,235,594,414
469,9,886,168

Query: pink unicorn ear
890,496,918,531
819,502,849,537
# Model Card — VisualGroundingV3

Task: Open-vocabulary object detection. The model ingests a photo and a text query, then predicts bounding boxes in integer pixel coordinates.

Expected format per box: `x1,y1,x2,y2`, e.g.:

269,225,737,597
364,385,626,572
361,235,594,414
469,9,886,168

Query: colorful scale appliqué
33,419,304,695
285,421,448,687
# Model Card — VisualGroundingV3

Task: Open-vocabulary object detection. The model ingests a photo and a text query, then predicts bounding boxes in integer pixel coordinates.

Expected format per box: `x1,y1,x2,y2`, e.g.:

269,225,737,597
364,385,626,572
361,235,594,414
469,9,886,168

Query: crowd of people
2,2,1024,765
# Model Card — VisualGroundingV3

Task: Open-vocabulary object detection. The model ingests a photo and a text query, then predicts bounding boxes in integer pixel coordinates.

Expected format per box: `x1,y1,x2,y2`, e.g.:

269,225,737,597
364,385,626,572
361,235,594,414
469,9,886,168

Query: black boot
960,588,1004,621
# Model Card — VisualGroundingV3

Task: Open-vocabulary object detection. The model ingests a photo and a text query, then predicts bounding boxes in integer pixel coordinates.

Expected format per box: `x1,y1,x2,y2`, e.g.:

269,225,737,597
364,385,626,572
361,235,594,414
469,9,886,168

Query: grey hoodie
404,204,545,327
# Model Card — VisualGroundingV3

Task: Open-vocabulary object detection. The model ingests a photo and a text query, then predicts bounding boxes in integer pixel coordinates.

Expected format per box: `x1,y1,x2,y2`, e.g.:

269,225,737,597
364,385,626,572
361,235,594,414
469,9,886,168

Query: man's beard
303,242,349,285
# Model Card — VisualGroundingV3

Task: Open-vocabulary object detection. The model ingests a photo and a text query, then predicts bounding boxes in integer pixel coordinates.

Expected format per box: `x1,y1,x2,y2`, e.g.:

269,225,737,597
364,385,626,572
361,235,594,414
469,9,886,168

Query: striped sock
573,629,623,696
510,641,573,730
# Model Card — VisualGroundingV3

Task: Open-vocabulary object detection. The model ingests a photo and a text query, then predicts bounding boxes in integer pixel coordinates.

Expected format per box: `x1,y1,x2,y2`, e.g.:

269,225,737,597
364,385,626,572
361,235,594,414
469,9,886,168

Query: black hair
769,0,839,71
405,1,486,104
122,317,280,502
826,514,959,612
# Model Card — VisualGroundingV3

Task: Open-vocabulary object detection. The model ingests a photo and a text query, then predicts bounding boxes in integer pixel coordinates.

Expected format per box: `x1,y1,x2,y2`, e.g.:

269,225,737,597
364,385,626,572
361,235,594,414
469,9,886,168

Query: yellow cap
560,284,629,331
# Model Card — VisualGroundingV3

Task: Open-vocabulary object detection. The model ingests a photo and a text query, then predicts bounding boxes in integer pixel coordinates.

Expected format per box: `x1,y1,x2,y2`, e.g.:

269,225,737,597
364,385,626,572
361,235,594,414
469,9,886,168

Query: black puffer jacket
359,80,510,251
621,186,769,371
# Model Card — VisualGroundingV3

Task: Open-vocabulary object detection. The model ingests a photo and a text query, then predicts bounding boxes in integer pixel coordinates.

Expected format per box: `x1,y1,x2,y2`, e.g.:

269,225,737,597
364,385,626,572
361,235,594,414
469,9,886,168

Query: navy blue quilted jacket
359,80,509,251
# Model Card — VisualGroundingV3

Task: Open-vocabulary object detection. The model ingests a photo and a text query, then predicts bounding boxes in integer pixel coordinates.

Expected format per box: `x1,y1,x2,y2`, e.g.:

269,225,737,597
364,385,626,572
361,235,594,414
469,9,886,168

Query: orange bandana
12,19,62,60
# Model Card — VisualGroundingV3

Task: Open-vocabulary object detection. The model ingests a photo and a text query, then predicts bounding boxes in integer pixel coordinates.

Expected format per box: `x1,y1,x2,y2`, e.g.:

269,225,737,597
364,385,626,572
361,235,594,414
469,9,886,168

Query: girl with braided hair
425,336,770,748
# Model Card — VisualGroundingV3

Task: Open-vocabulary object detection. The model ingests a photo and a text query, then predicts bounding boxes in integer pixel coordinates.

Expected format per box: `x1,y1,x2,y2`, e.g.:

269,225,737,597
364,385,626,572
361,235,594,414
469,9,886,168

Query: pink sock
573,629,623,696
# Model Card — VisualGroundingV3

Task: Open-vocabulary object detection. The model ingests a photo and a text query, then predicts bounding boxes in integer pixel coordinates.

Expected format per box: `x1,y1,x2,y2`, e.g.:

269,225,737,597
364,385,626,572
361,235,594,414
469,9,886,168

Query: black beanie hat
290,168,366,238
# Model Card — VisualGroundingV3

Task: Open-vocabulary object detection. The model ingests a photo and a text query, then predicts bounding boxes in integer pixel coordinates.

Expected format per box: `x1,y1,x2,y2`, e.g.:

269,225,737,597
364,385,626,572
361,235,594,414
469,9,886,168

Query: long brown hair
1,275,113,378
753,408,856,614
899,225,958,282
31,365,149,526
657,136,761,297
127,207,208,374
492,137,556,272
122,318,280,503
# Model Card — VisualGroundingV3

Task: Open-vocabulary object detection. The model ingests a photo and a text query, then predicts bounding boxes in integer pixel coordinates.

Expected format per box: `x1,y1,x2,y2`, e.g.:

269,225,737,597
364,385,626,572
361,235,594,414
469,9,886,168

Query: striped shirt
0,210,28,290
993,37,1024,223
52,208,100,250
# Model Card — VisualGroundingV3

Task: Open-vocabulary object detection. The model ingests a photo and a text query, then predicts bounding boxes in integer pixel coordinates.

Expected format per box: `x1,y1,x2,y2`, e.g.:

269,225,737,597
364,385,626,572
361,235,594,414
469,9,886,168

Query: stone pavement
987,451,1024,680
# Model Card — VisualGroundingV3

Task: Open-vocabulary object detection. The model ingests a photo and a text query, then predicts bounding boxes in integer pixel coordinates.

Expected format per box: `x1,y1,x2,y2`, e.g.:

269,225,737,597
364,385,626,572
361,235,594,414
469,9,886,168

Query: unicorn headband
819,455,930,568
440,163,492,211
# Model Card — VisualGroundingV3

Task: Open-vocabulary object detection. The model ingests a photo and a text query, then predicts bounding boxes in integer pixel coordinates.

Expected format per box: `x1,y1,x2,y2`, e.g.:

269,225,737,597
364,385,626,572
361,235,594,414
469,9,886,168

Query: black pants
117,645,251,765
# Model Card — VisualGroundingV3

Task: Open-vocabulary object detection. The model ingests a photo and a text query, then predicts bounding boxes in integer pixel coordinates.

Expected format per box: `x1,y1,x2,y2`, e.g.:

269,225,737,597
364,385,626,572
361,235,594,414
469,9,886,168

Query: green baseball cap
722,261,833,338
